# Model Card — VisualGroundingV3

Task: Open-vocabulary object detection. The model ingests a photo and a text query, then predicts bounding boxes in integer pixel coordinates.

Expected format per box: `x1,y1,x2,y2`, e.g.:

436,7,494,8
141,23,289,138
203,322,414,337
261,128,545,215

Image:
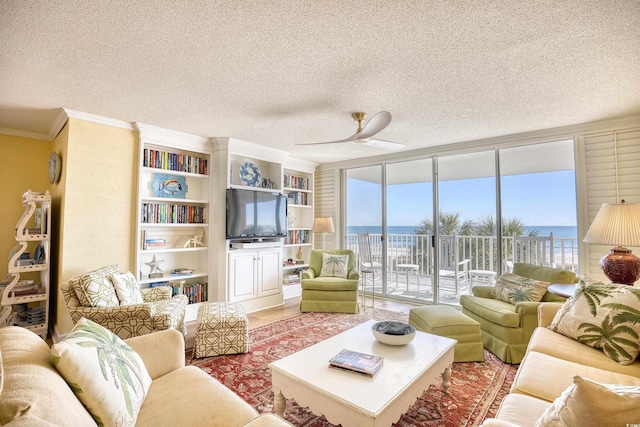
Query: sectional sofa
481,301,640,426
0,325,293,426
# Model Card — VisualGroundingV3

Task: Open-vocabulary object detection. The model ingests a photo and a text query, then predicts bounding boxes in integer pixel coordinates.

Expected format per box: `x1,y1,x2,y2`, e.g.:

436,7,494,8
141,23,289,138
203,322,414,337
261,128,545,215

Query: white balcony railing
346,233,579,277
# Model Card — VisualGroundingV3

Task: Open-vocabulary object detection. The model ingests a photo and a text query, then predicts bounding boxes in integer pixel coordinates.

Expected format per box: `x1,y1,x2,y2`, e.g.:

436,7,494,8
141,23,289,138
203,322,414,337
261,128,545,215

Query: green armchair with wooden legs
300,249,360,313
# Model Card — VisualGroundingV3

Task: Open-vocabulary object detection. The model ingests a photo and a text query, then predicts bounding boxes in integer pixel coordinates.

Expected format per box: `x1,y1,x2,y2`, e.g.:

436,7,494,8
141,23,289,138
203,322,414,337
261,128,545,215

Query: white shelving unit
136,124,214,321
282,164,315,299
0,190,51,339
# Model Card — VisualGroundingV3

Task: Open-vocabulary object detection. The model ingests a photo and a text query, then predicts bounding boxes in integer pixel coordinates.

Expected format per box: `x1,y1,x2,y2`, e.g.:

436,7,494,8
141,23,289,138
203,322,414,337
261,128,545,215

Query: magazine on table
329,349,384,377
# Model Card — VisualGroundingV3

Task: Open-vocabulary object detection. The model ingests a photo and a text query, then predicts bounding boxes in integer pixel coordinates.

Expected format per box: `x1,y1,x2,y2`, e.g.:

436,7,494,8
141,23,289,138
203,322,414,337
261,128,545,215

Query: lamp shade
583,203,640,246
583,202,640,285
312,216,335,233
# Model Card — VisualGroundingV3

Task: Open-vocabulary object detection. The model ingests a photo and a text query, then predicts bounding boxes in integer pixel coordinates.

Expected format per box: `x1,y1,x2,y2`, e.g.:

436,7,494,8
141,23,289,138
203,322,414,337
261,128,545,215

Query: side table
547,283,577,298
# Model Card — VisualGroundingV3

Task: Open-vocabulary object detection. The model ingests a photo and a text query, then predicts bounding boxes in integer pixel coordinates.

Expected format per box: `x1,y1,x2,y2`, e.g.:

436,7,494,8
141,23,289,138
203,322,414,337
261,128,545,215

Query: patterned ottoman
409,305,484,362
194,302,249,358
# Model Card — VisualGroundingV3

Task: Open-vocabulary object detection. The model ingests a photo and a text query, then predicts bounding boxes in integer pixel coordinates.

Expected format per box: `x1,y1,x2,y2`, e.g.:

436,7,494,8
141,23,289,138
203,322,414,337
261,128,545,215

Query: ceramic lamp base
600,246,640,285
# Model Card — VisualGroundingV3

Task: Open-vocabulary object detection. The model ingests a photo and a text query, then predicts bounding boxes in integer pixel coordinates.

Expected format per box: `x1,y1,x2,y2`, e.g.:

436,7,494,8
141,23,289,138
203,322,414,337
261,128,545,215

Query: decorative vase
296,246,303,261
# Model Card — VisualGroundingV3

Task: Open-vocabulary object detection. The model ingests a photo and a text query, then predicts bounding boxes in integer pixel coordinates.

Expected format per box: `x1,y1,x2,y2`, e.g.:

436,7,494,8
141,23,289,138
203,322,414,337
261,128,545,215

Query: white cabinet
228,247,283,305
136,124,214,321
0,190,51,339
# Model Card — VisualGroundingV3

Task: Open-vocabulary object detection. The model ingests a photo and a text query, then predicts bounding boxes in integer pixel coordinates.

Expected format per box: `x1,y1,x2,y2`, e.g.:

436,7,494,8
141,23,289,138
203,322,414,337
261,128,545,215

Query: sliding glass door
342,139,577,306
436,151,496,301
386,159,433,302
345,165,384,299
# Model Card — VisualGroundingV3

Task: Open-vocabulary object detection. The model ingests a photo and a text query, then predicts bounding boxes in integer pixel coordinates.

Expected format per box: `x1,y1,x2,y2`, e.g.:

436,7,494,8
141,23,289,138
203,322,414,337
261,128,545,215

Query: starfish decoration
145,254,164,274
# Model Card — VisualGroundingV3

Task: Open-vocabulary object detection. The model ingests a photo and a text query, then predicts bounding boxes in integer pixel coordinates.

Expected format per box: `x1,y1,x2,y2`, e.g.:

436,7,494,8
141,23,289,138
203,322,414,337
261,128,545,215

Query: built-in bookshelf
136,124,214,321
282,165,315,299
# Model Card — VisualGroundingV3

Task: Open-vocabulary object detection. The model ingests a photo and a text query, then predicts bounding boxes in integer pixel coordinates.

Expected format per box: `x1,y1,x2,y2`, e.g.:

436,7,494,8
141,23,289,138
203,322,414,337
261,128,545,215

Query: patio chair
438,235,470,296
357,232,382,305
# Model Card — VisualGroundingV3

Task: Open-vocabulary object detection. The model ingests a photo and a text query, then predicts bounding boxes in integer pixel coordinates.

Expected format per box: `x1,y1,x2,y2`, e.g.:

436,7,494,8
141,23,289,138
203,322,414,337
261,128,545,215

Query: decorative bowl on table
371,321,416,345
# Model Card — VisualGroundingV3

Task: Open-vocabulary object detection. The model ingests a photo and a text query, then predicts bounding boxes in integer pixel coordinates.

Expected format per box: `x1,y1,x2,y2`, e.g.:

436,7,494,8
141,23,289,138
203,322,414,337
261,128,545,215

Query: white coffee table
268,320,456,427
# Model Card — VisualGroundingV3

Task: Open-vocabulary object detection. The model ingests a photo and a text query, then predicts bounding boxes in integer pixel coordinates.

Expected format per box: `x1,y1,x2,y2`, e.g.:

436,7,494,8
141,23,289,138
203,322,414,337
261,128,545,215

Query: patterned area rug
187,309,518,427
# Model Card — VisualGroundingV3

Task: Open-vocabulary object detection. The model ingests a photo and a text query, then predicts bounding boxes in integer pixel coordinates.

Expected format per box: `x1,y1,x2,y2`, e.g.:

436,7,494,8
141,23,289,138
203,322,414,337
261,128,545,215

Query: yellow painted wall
53,118,138,335
0,135,51,279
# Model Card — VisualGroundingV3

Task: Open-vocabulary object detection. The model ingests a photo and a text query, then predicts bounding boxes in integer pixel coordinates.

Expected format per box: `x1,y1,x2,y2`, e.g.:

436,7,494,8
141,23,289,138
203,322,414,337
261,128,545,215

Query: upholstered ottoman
409,305,484,362
194,302,249,358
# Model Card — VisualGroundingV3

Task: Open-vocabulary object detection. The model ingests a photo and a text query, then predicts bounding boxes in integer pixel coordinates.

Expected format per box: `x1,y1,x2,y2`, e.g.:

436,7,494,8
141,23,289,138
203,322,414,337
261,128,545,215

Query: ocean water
347,225,577,239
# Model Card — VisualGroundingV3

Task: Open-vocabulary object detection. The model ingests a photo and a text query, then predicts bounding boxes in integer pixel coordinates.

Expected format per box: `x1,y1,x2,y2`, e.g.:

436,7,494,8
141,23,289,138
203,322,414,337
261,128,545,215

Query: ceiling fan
296,111,405,150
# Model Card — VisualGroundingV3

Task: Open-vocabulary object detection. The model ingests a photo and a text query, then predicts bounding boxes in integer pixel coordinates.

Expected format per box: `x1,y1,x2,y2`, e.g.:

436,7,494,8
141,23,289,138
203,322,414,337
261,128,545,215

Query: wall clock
48,151,61,184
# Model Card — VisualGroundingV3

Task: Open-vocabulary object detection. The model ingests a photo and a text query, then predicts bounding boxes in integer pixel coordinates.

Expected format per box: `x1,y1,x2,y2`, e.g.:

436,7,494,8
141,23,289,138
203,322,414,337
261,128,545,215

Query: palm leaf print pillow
490,273,551,304
319,253,349,278
51,318,152,426
549,280,640,365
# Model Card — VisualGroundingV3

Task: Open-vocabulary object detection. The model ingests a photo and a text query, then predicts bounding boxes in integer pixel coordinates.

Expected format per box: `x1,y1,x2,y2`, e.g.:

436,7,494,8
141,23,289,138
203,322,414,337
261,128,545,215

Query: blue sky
347,170,577,227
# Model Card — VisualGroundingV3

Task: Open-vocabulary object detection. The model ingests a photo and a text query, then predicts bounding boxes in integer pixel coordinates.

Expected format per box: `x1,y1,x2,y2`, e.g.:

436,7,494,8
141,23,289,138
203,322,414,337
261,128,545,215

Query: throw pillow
534,375,640,427
72,265,121,308
319,253,349,278
111,272,144,305
490,273,551,304
549,280,640,364
51,318,152,427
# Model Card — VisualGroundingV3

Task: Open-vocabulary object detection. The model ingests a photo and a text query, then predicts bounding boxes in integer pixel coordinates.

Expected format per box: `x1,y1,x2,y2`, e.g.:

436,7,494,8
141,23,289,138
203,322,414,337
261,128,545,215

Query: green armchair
300,250,360,313
460,263,576,363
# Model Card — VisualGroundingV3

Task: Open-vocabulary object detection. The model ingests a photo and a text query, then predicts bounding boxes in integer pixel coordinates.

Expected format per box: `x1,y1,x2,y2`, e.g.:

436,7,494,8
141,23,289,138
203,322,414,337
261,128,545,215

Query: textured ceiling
1,1,639,164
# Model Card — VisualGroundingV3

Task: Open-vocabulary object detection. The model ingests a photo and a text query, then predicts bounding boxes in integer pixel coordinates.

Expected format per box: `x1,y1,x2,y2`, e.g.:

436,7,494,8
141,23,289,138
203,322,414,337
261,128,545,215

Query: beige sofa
0,326,293,427
481,303,640,427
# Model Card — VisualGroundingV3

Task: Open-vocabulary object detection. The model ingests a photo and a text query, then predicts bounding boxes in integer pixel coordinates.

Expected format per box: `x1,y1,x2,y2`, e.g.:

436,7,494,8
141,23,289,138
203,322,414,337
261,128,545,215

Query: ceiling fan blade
355,111,392,139
295,133,360,146
361,138,405,150
295,111,392,146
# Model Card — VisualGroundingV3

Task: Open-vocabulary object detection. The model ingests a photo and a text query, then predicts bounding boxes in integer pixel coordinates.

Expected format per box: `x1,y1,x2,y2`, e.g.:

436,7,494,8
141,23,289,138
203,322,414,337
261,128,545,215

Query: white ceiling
1,1,639,164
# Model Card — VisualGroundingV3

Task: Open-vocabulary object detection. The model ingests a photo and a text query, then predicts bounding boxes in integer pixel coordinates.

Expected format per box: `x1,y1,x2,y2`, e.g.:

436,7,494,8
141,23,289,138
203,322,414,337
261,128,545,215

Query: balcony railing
346,232,579,277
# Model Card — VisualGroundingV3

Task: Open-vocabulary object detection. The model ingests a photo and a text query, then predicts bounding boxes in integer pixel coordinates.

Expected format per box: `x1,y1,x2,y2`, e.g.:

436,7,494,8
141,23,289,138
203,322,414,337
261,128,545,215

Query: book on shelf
171,268,194,275
328,349,384,377
283,273,301,286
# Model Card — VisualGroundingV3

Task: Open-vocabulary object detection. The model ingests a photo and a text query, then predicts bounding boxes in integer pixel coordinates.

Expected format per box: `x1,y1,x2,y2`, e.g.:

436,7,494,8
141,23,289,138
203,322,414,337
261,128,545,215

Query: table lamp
312,216,335,250
583,201,640,285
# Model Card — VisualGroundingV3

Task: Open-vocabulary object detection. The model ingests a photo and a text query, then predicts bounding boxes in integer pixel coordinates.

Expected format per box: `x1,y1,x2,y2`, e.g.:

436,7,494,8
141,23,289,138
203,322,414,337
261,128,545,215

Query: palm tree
473,215,538,237
415,211,475,236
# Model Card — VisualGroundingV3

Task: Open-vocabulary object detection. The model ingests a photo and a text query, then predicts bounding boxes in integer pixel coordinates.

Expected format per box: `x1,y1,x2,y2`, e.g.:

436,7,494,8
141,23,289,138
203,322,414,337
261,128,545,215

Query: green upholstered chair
460,263,576,364
300,249,360,313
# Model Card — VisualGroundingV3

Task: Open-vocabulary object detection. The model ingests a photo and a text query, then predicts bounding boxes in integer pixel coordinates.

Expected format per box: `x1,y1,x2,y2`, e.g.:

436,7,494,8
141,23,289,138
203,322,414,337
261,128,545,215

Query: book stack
183,282,207,304
143,148,208,175
286,230,310,245
283,173,309,190
144,238,167,250
171,268,193,276
283,273,301,286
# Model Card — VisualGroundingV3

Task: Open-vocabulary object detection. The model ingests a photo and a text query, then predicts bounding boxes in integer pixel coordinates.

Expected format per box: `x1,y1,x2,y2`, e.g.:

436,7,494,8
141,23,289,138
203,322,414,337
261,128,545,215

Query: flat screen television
226,188,287,239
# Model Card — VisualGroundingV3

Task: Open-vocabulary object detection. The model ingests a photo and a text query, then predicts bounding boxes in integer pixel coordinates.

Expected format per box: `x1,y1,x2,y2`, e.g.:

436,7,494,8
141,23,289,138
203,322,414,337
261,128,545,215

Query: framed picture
152,174,188,198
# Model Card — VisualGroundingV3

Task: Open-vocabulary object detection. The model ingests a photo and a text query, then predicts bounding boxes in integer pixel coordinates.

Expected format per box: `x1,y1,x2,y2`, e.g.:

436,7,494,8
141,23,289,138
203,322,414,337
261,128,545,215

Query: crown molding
0,127,51,141
63,108,136,131
135,122,212,152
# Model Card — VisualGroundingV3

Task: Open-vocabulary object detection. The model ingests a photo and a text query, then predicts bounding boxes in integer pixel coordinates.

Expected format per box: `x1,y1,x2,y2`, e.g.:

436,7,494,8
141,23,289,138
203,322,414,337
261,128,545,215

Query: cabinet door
228,251,257,302
258,249,282,297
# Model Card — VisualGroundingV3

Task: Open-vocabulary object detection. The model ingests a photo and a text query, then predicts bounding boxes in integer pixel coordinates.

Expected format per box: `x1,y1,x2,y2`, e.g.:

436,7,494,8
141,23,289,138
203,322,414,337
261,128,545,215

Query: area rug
187,309,518,426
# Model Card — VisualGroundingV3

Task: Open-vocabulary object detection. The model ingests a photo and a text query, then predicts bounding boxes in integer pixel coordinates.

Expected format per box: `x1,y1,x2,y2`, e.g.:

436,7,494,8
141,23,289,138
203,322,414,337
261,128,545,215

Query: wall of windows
344,140,577,305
